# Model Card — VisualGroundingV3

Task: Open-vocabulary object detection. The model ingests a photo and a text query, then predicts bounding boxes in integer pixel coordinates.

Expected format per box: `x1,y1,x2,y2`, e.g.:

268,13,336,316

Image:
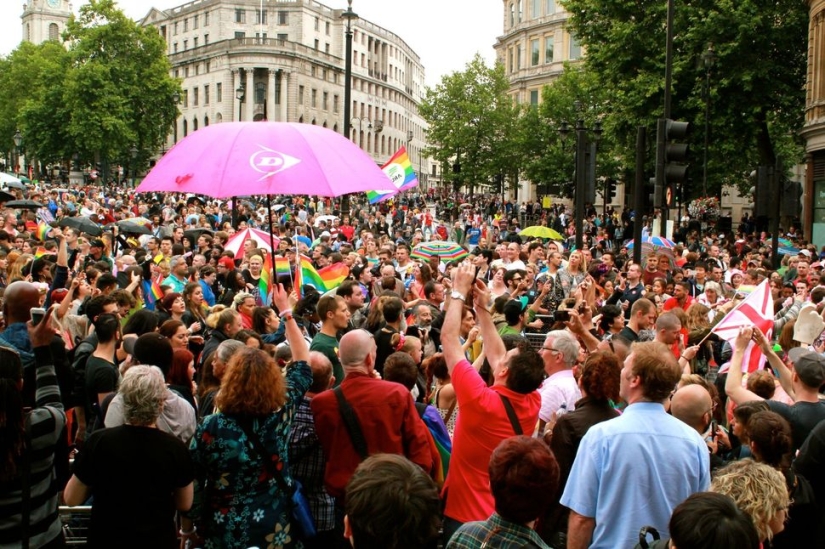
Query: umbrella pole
266,194,279,302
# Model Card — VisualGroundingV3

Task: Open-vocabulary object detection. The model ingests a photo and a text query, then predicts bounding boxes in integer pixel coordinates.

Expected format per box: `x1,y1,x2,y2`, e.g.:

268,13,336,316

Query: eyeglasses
541,347,561,355
512,277,523,282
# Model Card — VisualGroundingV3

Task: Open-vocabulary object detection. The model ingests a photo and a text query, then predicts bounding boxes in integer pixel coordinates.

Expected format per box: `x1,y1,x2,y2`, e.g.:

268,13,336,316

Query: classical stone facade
21,0,72,47
801,0,825,243
493,0,580,105
141,0,428,170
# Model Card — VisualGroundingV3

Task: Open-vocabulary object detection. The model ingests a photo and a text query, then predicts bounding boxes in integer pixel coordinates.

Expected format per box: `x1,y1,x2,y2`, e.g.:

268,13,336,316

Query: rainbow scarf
36,222,51,241
259,254,273,306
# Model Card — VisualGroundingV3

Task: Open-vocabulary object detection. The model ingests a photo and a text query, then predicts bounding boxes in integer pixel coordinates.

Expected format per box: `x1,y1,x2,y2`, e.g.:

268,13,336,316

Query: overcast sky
1,0,500,87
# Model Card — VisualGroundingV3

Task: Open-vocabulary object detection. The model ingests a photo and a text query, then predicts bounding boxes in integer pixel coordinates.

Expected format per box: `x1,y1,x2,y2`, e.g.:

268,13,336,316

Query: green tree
62,0,180,170
419,55,520,195
561,0,807,197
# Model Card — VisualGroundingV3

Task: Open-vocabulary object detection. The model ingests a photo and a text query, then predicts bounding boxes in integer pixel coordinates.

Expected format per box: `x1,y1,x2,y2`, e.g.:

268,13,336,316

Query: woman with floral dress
182,284,312,549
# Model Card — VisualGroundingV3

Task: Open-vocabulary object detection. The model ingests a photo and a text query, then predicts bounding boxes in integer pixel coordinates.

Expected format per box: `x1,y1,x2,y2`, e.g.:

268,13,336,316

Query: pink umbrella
135,122,394,198
224,228,279,258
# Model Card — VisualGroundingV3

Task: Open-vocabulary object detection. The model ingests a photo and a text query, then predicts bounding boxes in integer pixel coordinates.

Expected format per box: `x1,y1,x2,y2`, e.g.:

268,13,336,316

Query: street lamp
572,111,602,251
341,0,358,215
172,92,180,143
130,146,138,188
236,84,246,122
701,43,716,198
13,130,22,175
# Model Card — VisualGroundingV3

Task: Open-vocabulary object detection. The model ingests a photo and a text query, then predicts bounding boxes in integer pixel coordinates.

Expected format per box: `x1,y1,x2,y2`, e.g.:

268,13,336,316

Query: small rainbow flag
34,247,49,259
734,285,757,297
273,256,292,277
259,253,273,306
367,189,396,204
36,222,51,241
296,254,328,295
382,146,418,192
317,262,349,290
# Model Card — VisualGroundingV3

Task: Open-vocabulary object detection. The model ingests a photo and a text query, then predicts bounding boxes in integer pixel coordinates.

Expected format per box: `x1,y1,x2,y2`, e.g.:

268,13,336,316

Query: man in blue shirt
561,341,710,549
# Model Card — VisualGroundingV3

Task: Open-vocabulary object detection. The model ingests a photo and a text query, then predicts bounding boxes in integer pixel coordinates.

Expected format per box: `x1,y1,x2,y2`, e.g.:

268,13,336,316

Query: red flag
713,280,774,373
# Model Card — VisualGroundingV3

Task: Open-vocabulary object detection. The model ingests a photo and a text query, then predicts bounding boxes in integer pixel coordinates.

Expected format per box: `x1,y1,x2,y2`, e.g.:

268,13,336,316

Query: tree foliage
419,55,520,194
0,0,180,170
561,0,808,197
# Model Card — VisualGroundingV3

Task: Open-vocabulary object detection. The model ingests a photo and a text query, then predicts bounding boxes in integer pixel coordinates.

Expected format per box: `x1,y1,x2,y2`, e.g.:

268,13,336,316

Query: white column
267,69,276,121
245,68,255,121
280,71,288,122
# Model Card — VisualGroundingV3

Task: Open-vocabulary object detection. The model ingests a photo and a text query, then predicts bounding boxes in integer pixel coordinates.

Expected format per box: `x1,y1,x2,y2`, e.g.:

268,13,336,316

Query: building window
530,90,539,105
193,37,198,48
531,39,540,65
277,33,288,41
204,12,210,26
193,117,198,131
195,63,199,75
311,89,317,108
325,43,330,54
545,38,554,63
531,0,540,17
518,0,523,22
323,91,328,110
48,23,59,41
255,82,266,104
516,44,522,69
546,0,555,14
173,42,178,53
193,87,199,106
184,18,188,32
508,49,513,73
183,90,189,108
235,9,246,23
183,119,188,137
174,69,179,78
174,22,178,35
184,66,189,77
299,85,304,105
183,39,188,50
314,17,319,31
256,32,267,40
204,34,209,45
509,3,514,27
235,31,245,39
193,15,199,29
217,83,222,103
314,39,319,50
278,11,288,25
256,9,267,24
569,35,581,60
206,62,210,73
325,21,330,35
311,66,316,77
204,85,210,105
333,94,339,113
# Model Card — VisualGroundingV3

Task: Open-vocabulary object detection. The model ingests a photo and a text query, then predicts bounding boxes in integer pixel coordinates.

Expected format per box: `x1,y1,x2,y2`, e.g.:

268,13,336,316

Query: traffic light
605,178,617,202
654,118,690,210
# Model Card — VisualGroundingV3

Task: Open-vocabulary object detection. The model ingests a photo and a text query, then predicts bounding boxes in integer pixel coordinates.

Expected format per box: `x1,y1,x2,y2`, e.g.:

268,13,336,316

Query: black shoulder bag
235,418,317,539
499,394,523,435
333,386,369,460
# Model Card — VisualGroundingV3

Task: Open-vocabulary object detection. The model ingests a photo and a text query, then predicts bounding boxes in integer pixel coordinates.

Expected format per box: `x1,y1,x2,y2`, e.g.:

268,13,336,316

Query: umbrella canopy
184,228,214,242
5,199,43,210
58,216,103,237
224,227,279,258
626,236,677,250
778,246,800,256
519,226,565,240
0,190,16,203
118,217,152,228
314,215,338,227
411,241,469,263
135,122,395,198
117,221,152,235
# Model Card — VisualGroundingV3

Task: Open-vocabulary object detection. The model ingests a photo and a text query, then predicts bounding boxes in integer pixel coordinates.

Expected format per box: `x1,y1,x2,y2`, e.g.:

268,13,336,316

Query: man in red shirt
663,281,696,312
310,329,432,500
440,264,545,543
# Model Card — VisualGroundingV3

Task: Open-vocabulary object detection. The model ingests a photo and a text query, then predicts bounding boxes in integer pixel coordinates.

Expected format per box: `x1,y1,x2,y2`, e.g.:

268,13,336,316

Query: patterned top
433,386,458,438
446,513,553,548
188,361,312,549
287,397,335,531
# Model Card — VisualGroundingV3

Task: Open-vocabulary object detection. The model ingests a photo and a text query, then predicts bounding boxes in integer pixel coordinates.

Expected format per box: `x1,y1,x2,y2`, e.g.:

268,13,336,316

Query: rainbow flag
259,253,273,306
382,146,418,192
317,262,349,290
367,189,396,204
273,256,292,277
296,254,328,295
36,222,51,241
34,247,48,259
734,285,757,297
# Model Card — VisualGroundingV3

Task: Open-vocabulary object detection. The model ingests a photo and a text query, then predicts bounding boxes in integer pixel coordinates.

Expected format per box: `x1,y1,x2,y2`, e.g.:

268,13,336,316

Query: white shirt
538,369,581,422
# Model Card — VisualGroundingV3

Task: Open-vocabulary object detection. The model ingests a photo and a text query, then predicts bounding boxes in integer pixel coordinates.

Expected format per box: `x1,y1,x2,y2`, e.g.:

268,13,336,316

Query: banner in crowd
367,146,419,204
712,279,773,373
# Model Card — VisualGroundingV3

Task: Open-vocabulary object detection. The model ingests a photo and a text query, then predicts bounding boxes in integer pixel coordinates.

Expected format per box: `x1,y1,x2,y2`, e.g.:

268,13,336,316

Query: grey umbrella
58,216,103,237
5,199,44,210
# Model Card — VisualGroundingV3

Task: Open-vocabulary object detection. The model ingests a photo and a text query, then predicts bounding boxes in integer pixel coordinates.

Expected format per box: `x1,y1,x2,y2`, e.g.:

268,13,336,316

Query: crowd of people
0,181,824,549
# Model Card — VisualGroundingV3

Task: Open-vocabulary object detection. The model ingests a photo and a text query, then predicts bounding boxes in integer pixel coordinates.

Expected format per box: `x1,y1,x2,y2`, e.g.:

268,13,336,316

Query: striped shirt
0,346,67,548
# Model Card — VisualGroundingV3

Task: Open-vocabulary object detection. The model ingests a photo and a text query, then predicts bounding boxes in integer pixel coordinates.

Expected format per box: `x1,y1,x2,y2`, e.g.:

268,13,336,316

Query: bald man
310,329,433,503
670,384,725,470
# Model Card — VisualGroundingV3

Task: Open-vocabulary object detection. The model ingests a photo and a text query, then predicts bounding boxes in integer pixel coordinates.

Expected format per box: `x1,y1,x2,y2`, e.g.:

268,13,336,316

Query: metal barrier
59,506,92,546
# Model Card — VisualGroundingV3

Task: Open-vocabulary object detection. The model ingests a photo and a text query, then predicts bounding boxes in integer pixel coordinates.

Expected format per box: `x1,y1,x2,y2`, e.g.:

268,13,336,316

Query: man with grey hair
162,255,188,293
538,330,582,434
64,365,195,548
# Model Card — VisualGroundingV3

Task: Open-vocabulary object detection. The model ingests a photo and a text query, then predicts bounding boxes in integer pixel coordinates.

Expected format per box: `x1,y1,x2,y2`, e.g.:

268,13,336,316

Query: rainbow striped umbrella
411,241,469,263
626,236,676,250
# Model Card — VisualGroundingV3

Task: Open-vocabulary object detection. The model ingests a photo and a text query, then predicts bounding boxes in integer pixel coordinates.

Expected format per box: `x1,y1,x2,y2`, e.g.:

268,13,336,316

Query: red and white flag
713,279,774,374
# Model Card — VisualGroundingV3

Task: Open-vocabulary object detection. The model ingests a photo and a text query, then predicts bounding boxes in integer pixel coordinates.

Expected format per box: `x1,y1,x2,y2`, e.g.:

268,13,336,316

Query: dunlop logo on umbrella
250,146,301,181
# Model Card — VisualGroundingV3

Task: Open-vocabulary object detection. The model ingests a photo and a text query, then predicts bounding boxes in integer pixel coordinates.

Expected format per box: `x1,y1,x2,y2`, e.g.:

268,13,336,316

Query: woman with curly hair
540,351,621,544
711,459,791,544
181,285,312,549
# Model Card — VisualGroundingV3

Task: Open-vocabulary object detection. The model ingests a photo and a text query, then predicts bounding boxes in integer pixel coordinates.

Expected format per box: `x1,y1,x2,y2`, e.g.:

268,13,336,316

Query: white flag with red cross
713,280,774,373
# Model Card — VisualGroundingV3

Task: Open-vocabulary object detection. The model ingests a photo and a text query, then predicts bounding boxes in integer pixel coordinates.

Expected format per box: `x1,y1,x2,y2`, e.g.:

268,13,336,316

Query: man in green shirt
310,295,351,386
498,299,529,337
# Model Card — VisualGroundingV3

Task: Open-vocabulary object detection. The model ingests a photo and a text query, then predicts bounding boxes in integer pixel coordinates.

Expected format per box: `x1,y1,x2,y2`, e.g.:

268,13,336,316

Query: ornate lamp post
340,0,358,215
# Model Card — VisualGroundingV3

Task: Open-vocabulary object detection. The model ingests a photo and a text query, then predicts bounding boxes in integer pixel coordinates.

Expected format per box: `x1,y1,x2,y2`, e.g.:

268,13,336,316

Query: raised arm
442,264,473,372
471,272,507,371
724,327,764,404
273,283,308,363
752,326,795,400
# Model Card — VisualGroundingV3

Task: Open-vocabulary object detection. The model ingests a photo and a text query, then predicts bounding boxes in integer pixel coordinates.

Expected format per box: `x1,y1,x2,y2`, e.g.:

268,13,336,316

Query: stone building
21,0,72,46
